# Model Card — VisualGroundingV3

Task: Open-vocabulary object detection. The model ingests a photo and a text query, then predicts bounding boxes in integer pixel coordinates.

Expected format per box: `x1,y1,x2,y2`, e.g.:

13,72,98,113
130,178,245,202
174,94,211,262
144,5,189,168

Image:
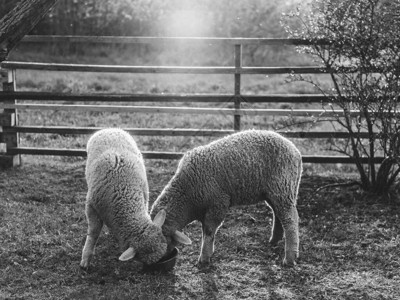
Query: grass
0,160,399,299
1,46,399,299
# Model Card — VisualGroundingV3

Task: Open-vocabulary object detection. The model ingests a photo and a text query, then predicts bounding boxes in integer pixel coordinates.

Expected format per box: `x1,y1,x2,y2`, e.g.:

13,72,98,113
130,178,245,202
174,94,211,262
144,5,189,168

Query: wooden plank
1,69,20,166
1,61,332,75
8,147,87,156
19,35,320,46
5,126,372,139
0,91,235,103
7,147,184,159
1,61,354,75
0,91,330,103
5,126,235,136
302,155,384,164
241,66,330,74
0,113,15,126
0,132,19,146
281,131,371,139
0,103,359,117
1,62,235,74
6,146,385,163
0,155,20,168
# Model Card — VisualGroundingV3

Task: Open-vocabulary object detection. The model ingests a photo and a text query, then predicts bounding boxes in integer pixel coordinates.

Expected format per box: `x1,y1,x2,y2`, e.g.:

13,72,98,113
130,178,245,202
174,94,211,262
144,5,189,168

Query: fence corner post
0,68,21,168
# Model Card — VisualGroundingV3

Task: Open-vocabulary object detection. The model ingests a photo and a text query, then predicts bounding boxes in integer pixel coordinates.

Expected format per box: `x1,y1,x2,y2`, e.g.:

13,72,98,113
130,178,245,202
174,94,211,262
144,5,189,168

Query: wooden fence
0,36,383,167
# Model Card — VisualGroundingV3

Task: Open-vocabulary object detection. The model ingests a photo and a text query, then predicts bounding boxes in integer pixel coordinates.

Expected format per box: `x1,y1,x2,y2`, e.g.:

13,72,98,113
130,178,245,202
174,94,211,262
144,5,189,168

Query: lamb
150,129,303,266
80,128,168,268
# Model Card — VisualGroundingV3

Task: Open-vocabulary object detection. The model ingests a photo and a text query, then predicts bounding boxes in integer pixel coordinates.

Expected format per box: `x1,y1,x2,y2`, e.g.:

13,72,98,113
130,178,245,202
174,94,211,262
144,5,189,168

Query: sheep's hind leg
265,198,284,245
197,200,229,268
80,204,103,269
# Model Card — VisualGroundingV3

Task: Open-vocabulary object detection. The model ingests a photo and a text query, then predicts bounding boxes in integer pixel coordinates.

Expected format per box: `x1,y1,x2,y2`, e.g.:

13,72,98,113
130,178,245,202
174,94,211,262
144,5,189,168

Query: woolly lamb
80,128,168,268
150,129,302,266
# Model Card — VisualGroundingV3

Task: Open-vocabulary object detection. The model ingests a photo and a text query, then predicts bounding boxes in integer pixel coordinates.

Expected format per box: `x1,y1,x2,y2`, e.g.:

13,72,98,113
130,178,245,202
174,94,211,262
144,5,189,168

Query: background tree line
1,0,295,37
1,0,303,66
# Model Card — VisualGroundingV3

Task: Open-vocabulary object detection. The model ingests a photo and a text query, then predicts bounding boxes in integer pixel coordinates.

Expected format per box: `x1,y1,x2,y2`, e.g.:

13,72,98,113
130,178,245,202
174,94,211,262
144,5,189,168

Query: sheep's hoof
283,257,297,267
196,259,211,269
80,260,90,270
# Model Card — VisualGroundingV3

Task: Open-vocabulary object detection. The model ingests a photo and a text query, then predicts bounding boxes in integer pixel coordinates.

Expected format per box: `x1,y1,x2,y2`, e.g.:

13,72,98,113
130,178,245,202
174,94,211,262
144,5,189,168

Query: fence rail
0,91,328,103
20,35,318,45
0,35,383,167
1,61,329,75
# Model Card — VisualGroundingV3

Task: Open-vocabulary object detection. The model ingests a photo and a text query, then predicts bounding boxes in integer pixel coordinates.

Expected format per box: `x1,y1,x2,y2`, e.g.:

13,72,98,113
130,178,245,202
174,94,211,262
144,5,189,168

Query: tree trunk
0,0,60,62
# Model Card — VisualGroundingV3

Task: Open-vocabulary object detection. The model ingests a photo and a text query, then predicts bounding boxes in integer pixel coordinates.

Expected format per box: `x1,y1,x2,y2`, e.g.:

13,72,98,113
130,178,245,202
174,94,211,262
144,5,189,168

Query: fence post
234,44,242,131
0,68,20,168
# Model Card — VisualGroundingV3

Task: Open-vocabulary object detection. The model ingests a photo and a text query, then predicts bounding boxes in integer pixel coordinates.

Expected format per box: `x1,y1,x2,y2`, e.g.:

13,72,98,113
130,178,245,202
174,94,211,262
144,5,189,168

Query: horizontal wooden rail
0,103,364,118
20,35,319,46
0,91,329,103
3,92,397,104
1,126,372,139
6,146,385,163
3,126,234,136
1,61,329,74
0,103,357,117
302,155,384,164
7,147,183,159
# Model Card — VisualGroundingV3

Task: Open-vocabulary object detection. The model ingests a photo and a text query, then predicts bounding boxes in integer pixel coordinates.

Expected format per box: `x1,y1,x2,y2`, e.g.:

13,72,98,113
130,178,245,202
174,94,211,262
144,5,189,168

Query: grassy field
1,160,399,299
1,45,399,299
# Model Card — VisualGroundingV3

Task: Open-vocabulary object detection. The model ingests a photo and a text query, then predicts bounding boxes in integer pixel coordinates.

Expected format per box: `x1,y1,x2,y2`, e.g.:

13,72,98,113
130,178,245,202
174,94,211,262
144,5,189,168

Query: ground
0,158,399,300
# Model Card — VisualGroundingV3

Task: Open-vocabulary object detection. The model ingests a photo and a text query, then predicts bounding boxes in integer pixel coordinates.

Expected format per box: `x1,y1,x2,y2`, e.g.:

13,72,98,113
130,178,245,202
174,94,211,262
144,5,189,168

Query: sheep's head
149,206,192,257
118,210,168,265
163,226,192,256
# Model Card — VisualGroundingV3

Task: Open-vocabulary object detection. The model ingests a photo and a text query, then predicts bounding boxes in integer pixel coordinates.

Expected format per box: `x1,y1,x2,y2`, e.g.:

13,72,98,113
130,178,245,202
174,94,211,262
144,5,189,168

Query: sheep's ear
173,230,192,245
119,247,136,261
153,209,166,227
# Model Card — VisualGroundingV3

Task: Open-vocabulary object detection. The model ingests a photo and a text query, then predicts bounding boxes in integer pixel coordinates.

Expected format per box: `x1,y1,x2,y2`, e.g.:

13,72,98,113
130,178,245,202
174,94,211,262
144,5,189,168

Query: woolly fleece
151,129,302,265
81,128,167,267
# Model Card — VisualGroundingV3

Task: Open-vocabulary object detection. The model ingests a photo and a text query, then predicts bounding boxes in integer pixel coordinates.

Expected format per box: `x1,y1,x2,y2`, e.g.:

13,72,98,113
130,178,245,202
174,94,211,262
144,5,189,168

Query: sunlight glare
166,10,210,37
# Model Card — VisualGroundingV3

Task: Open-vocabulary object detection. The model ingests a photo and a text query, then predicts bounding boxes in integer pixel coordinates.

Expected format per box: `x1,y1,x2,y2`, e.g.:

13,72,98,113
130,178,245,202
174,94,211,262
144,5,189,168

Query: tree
284,0,400,198
0,0,60,62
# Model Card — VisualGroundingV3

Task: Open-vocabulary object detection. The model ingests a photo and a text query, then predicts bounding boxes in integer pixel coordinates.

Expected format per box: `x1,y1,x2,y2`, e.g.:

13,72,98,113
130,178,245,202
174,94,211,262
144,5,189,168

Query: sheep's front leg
198,222,219,267
278,205,299,266
198,200,229,268
80,204,103,268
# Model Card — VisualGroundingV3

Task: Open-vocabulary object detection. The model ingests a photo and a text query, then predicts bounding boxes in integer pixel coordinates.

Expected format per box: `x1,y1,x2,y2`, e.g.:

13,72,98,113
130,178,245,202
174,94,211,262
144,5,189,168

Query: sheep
80,128,168,268
150,129,302,266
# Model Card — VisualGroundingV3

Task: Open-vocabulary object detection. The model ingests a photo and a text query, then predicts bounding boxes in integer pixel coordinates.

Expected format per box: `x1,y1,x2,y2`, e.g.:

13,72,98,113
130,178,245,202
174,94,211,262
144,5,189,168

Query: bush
284,0,400,198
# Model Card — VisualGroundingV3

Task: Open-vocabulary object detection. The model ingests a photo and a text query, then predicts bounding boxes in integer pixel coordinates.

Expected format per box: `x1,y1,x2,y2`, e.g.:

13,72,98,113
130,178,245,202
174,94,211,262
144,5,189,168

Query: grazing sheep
80,128,168,268
150,129,302,266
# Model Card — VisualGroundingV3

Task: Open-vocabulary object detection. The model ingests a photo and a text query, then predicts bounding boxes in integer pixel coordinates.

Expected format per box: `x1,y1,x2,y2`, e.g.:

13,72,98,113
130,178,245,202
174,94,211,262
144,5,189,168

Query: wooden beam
0,0,60,62
0,91,330,103
0,102,364,117
6,147,386,164
1,61,329,74
19,35,326,46
2,125,372,139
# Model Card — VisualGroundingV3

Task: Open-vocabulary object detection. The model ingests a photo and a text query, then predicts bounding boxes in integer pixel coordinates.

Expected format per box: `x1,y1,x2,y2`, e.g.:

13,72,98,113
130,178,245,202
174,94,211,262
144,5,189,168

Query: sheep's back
86,149,149,231
86,128,141,170
180,130,302,206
